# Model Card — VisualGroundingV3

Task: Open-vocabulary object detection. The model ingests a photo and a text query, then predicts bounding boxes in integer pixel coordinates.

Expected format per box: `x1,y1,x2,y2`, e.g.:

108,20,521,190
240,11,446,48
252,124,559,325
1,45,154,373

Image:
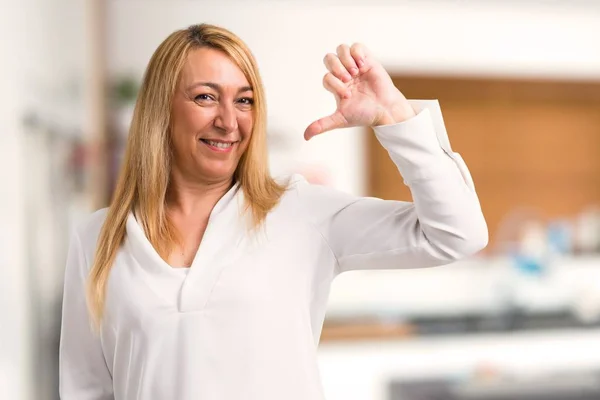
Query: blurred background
2,0,600,399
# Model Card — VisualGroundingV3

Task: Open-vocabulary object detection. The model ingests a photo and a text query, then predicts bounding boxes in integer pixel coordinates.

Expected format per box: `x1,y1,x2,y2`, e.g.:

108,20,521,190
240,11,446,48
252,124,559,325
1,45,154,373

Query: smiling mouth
199,139,236,149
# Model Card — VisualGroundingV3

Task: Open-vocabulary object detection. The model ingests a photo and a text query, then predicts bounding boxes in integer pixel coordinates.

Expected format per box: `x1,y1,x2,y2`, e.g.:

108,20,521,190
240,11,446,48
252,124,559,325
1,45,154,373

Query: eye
194,93,215,102
237,97,254,106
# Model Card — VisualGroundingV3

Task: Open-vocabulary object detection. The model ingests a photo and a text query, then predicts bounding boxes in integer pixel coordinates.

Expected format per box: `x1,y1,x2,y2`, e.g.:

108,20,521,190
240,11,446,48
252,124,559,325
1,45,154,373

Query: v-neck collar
124,182,248,312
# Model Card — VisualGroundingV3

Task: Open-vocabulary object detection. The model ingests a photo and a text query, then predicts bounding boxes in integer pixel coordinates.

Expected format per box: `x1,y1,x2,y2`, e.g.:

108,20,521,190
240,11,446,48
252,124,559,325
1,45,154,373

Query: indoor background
2,0,600,399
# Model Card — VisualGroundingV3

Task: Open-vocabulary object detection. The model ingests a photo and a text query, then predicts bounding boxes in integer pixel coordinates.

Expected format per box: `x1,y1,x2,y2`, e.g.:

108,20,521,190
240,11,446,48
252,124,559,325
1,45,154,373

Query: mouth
199,138,238,153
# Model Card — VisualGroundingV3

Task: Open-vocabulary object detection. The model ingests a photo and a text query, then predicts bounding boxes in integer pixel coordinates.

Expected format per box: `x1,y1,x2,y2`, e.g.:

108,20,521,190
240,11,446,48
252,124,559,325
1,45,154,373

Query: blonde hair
87,24,286,328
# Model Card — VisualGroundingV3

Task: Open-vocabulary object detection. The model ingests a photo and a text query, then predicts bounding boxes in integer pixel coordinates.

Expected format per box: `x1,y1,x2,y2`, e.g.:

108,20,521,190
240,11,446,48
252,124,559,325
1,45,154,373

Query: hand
304,43,416,141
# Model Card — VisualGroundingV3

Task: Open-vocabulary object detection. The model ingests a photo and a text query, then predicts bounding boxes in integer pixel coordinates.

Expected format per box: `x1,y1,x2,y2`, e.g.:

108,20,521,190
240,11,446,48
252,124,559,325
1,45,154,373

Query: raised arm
297,100,487,274
300,42,487,274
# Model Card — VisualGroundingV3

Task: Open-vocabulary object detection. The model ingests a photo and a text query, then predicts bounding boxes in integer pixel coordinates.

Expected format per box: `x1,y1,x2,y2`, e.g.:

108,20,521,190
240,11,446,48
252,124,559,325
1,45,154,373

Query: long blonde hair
87,24,286,328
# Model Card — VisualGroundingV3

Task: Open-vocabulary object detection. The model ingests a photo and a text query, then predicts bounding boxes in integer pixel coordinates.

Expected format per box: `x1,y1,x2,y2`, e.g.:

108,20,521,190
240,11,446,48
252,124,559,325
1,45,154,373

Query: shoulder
275,173,343,195
72,207,109,258
274,173,321,204
274,173,359,218
279,172,356,199
273,173,307,189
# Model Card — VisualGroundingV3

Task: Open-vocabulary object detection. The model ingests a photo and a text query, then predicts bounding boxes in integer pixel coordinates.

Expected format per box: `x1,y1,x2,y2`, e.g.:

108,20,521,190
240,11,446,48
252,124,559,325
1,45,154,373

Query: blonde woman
59,24,487,400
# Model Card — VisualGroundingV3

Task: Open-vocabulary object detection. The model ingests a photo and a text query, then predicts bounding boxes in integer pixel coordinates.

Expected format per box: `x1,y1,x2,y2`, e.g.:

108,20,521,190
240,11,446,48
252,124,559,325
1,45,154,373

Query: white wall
0,3,29,399
0,0,87,398
108,0,600,195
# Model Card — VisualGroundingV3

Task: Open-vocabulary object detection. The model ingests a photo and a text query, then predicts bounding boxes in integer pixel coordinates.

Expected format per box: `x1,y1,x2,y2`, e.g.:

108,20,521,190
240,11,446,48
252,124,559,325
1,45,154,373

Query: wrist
373,102,416,126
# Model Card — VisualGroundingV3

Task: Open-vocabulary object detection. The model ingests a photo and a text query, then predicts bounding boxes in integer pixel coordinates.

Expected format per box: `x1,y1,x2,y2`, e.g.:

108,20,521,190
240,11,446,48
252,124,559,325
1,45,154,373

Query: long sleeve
296,99,488,274
59,226,114,399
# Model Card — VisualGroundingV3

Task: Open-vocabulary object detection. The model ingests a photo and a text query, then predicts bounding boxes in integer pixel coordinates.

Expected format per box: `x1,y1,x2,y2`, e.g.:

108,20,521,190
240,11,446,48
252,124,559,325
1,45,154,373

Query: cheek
170,112,199,157
170,121,192,156
239,114,254,140
174,103,212,137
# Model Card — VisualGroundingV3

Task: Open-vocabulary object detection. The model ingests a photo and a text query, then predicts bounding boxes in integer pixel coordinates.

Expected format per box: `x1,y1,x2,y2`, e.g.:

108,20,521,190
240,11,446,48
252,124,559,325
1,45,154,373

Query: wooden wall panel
367,76,600,250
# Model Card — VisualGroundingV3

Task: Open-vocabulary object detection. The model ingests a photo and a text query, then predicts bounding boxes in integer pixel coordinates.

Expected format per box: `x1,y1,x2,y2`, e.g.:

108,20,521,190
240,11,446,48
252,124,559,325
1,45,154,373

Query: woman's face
170,47,254,185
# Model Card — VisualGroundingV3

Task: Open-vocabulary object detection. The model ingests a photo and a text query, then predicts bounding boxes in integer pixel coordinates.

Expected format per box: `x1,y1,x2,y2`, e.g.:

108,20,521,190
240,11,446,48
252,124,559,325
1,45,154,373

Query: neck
166,172,234,217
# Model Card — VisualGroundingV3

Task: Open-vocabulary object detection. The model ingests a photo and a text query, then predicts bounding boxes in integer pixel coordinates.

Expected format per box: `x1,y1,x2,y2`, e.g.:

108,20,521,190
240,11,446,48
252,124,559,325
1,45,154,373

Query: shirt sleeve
295,99,488,274
59,226,114,399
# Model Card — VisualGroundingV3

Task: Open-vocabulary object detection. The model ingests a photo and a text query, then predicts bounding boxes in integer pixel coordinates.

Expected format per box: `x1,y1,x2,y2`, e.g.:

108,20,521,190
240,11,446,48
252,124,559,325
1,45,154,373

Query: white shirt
59,100,488,400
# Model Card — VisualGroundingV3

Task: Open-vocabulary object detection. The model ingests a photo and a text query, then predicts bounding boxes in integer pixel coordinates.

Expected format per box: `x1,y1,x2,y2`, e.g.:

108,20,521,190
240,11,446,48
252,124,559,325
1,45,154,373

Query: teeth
205,140,233,149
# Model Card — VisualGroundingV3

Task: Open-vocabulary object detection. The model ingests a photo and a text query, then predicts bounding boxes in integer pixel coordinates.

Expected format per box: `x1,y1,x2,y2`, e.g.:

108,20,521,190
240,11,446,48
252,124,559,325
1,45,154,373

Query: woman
59,23,487,400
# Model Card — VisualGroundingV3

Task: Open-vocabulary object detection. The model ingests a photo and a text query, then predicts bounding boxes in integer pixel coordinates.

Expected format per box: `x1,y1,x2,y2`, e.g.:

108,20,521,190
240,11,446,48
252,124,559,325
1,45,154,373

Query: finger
323,53,352,83
350,42,371,72
323,72,351,99
304,111,347,141
336,44,359,77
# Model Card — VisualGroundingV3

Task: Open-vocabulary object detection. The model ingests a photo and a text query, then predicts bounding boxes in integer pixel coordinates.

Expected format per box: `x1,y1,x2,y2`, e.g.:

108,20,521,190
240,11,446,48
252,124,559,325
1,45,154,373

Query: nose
214,103,238,134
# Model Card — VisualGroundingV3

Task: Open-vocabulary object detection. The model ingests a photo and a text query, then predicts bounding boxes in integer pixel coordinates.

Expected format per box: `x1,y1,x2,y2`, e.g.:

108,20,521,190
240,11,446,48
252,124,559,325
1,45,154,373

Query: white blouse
59,100,488,400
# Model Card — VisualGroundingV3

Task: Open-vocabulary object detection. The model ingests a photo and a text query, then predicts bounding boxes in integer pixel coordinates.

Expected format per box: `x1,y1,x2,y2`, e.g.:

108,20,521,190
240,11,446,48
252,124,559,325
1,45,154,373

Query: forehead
179,47,249,89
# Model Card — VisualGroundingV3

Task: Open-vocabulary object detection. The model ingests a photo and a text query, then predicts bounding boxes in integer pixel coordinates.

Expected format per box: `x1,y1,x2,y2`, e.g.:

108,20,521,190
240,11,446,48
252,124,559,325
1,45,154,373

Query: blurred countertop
322,255,600,341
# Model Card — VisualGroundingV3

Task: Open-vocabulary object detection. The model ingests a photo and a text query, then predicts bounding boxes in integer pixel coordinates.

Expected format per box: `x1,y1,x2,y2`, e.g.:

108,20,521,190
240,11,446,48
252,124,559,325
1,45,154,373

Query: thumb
303,111,347,141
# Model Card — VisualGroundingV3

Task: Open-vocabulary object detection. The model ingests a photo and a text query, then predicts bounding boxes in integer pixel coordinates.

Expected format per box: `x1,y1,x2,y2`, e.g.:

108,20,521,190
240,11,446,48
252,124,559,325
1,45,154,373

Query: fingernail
357,58,365,68
344,73,352,82
350,67,358,76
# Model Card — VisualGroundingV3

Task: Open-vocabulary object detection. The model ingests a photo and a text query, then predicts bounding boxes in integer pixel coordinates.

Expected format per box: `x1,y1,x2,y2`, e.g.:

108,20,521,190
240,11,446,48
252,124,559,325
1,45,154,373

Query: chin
199,163,237,182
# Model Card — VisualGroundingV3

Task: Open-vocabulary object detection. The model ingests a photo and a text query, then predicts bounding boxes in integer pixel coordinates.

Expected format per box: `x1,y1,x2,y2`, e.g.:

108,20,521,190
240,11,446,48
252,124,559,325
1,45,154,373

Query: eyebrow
186,82,253,93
